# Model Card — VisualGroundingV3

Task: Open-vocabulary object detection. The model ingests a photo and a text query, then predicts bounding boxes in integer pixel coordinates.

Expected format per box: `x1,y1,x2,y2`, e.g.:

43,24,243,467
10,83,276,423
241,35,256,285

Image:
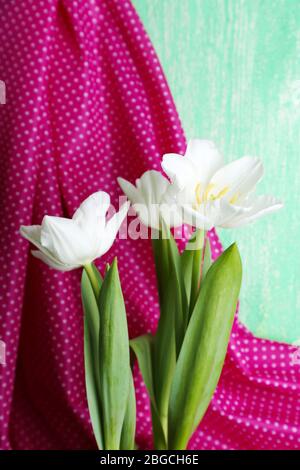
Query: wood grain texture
133,0,300,344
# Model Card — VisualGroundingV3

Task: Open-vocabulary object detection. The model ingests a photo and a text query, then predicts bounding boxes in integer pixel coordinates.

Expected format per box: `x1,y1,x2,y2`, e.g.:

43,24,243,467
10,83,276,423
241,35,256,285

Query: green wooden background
133,0,300,344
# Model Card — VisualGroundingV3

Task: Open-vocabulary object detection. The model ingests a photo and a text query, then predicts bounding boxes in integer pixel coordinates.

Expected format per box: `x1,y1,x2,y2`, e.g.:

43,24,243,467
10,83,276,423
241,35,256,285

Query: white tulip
162,139,283,230
20,191,129,271
118,170,182,230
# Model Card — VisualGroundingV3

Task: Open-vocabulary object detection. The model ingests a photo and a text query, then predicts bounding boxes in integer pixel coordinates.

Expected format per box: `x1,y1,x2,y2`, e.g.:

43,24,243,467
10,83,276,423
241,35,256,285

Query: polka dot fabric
0,0,299,450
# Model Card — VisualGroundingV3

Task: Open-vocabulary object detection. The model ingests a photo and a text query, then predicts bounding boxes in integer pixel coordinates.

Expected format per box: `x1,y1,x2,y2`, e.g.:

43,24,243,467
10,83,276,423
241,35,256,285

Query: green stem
84,263,100,300
189,229,205,315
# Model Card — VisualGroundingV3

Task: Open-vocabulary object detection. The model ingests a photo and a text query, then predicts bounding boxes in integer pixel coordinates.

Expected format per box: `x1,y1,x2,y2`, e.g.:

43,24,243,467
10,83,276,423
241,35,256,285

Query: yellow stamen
230,193,239,204
195,183,202,205
194,182,237,208
203,183,215,201
215,186,229,199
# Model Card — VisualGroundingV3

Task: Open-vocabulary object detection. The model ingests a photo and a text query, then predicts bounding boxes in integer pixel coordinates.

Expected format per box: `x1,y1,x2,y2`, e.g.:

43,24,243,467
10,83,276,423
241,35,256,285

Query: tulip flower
162,139,283,230
118,170,182,230
20,191,129,272
20,191,135,450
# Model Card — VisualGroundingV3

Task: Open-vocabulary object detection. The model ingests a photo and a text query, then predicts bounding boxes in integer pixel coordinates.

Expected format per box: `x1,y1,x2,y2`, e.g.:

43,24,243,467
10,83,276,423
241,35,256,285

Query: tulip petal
136,170,169,205
222,195,283,228
211,156,263,199
73,191,110,229
159,202,183,229
117,177,143,205
31,250,79,271
20,225,71,268
20,225,42,246
119,171,171,230
162,154,198,190
98,201,130,257
73,191,111,257
185,139,224,184
211,199,251,227
181,205,213,230
139,171,181,229
41,216,93,265
162,183,185,210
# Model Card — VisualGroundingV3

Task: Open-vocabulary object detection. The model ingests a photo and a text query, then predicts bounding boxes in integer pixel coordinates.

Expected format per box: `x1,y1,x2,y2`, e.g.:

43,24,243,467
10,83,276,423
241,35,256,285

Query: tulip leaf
81,269,103,449
168,243,242,450
98,258,130,450
130,334,167,449
129,334,156,407
153,272,177,443
120,372,136,450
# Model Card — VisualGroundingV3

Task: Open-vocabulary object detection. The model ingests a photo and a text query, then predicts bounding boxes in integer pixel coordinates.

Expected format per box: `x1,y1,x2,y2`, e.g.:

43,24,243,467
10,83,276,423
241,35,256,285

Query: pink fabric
0,0,299,450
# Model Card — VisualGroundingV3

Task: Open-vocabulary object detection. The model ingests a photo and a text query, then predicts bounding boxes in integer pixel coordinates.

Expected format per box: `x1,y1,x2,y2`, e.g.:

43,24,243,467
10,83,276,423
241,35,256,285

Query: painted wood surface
133,0,300,344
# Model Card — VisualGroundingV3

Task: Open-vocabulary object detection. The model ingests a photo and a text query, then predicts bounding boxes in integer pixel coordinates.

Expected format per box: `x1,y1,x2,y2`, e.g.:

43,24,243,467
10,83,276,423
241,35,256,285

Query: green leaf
130,334,167,449
81,269,103,449
130,334,156,408
99,258,130,450
120,371,136,450
168,243,242,450
153,273,177,442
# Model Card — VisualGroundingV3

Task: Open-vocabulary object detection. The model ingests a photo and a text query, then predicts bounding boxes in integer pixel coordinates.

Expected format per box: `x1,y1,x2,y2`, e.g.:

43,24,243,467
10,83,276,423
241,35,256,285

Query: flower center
194,182,239,207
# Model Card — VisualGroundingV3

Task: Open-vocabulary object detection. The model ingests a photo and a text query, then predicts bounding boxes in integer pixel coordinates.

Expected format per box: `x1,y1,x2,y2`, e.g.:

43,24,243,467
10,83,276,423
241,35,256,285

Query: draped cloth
0,0,299,450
